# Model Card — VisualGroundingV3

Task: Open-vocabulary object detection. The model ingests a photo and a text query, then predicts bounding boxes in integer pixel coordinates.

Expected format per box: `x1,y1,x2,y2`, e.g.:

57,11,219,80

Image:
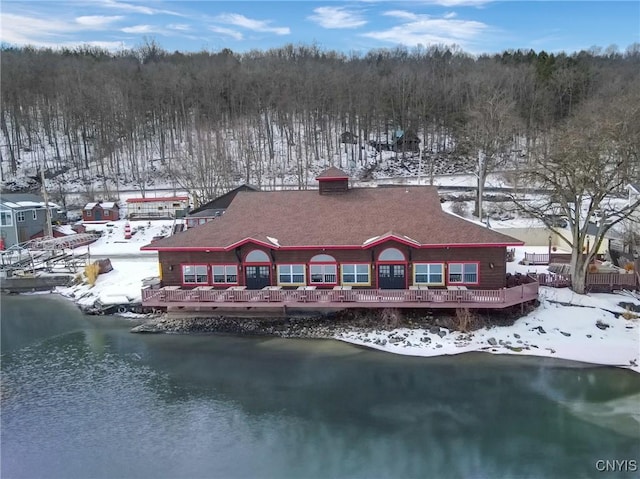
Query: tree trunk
571,256,588,294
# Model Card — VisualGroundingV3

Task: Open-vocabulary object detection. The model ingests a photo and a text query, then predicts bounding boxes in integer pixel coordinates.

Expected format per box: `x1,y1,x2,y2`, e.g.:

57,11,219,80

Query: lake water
2,294,639,479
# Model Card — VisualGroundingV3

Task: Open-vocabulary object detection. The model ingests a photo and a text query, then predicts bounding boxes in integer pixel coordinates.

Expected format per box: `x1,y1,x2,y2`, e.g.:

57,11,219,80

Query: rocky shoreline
130,307,528,338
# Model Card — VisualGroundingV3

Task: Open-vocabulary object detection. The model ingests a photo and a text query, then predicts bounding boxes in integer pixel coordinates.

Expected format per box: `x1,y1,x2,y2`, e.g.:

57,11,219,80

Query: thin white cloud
167,24,191,32
209,26,243,41
384,10,418,21
418,0,493,6
214,13,290,35
308,6,367,29
121,24,157,34
364,10,488,48
99,0,155,15
0,13,67,45
120,24,196,37
0,12,124,46
75,15,123,27
444,12,458,19
99,0,185,17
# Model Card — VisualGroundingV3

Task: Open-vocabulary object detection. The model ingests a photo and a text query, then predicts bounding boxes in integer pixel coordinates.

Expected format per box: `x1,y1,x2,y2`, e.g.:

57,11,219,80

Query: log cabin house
141,167,539,311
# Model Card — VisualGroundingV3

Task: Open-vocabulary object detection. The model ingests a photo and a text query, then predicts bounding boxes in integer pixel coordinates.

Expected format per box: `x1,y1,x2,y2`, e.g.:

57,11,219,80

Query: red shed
82,201,120,222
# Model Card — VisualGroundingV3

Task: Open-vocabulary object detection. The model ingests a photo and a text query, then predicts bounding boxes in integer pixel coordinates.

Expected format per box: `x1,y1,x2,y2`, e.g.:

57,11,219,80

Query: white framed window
309,264,338,284
86,210,92,217
16,211,25,222
278,264,306,285
211,264,238,284
182,265,209,284
32,209,37,220
448,263,479,284
413,263,444,285
309,254,337,284
341,264,370,285
0,211,12,226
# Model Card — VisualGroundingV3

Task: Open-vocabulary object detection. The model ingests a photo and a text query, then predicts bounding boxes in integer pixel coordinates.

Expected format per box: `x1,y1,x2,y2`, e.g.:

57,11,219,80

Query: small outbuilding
126,196,189,220
82,201,120,222
392,130,421,153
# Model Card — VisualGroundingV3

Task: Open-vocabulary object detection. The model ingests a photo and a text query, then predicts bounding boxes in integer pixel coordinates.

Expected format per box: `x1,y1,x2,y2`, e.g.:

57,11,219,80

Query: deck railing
142,283,540,309
587,273,637,287
523,252,550,265
535,273,572,288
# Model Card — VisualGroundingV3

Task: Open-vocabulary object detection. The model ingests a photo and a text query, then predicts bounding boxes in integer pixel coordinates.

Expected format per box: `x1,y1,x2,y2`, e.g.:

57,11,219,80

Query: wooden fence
523,252,576,265
533,272,638,291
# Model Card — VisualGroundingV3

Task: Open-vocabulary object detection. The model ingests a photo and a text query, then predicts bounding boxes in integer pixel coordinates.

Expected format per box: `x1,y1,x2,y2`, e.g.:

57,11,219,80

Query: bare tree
510,92,640,293
463,71,521,219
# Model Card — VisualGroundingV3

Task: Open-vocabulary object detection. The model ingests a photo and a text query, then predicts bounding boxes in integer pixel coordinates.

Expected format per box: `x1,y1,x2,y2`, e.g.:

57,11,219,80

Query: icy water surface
2,294,639,479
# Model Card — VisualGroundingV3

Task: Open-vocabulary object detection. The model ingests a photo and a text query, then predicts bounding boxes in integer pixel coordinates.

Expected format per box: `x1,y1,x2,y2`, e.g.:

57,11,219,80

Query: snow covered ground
338,248,640,374
51,218,640,374
74,219,175,257
55,219,170,309
337,286,640,374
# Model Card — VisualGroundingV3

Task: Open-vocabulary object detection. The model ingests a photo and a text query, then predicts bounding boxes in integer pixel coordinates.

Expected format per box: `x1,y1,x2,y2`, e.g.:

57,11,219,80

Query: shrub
380,308,402,329
453,308,478,332
84,262,100,286
451,200,468,217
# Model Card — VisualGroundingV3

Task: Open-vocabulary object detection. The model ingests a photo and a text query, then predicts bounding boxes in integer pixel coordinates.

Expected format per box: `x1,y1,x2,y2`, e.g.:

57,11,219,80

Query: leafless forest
1,42,639,208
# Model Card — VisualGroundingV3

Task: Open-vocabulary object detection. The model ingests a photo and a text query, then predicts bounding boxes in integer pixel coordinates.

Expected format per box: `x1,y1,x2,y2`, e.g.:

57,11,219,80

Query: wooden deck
141,283,540,312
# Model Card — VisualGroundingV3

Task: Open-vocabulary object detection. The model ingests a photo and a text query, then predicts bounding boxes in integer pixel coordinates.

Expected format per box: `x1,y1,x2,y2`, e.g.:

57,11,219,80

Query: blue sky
1,1,638,55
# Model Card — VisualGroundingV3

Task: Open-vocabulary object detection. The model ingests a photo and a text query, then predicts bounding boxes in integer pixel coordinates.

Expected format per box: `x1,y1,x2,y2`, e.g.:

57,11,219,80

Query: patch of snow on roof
2,201,21,208
402,234,420,244
101,202,116,209
15,201,42,207
363,235,380,245
84,202,98,210
53,225,76,235
266,236,280,246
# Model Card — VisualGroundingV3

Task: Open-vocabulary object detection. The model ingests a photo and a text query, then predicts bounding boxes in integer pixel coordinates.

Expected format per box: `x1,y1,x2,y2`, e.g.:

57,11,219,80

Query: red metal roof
126,196,188,203
142,186,523,251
